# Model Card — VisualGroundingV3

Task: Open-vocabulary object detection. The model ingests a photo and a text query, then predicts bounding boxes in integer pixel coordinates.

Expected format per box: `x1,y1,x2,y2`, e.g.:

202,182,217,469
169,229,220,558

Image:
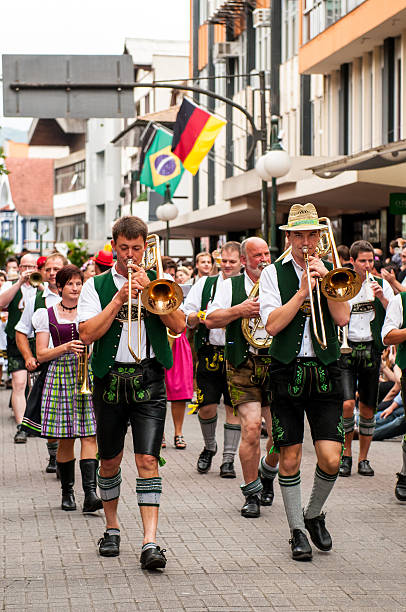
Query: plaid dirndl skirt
41,353,96,438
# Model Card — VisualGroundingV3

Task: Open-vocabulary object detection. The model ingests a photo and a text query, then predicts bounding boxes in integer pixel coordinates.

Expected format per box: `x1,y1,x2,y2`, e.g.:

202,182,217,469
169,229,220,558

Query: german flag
171,98,226,175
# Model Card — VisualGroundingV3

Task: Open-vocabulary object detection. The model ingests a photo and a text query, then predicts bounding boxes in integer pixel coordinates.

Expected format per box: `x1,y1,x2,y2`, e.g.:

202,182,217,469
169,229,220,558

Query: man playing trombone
78,216,185,570
339,240,393,477
260,203,350,561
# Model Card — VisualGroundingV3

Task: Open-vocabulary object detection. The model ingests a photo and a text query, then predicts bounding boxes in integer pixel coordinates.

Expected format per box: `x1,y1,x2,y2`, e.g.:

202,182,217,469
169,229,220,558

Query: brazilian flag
139,124,184,197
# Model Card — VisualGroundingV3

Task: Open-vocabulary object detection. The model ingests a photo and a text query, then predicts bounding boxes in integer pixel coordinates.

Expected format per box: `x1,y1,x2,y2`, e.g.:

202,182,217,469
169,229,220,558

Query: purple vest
48,306,78,347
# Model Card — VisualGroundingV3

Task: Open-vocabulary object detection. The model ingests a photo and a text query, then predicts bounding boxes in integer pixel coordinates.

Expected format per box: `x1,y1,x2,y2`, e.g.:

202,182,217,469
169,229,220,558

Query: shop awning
309,139,406,177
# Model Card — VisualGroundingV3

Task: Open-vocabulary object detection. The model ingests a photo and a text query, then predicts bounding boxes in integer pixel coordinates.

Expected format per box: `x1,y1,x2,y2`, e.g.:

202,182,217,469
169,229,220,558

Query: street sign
389,192,406,215
2,55,135,118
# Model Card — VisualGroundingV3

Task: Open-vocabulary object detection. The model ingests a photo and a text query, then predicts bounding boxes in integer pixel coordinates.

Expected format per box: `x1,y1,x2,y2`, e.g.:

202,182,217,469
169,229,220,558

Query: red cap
93,250,113,267
37,256,47,268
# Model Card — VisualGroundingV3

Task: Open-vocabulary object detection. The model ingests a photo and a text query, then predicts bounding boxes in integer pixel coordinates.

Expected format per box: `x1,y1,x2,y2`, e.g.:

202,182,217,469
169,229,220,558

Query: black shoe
241,494,260,518
98,532,120,557
80,459,103,513
339,455,352,477
358,459,374,476
259,476,274,506
304,512,332,551
46,455,57,473
289,529,313,561
220,462,236,478
14,425,27,444
395,473,406,501
140,545,167,569
57,459,77,511
197,445,217,474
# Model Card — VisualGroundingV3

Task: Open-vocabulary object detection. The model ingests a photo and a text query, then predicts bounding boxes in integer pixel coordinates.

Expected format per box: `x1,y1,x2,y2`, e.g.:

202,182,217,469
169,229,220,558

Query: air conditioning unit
213,41,239,63
253,8,271,28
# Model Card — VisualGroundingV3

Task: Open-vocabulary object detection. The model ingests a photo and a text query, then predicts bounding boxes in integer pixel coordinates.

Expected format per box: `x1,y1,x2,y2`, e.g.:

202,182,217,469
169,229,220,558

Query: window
303,0,367,43
282,0,299,62
56,213,86,242
54,160,85,194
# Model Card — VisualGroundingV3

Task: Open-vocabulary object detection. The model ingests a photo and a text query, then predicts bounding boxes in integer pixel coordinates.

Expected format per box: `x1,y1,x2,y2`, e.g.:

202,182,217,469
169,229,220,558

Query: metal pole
259,71,270,245
269,117,279,261
166,221,170,256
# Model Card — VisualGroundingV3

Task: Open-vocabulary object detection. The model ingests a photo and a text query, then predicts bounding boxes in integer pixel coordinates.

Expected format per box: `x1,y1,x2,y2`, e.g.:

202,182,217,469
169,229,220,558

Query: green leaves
0,146,9,176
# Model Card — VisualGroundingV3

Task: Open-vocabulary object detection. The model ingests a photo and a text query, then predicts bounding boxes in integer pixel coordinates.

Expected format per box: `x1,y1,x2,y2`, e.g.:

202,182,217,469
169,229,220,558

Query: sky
0,0,190,130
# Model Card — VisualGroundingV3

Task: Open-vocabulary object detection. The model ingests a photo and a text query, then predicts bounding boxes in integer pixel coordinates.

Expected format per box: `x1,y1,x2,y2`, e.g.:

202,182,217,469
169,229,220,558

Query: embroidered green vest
91,269,173,378
269,260,340,365
225,274,253,367
194,275,219,352
368,277,386,353
5,284,23,340
395,293,406,369
34,289,46,312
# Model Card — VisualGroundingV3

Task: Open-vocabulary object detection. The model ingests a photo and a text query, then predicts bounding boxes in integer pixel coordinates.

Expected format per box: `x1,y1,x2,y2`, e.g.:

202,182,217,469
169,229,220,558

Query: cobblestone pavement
1,390,406,611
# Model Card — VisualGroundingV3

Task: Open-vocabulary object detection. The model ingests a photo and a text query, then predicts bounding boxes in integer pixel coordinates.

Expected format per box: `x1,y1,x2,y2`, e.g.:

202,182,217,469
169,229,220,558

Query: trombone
278,217,362,350
127,234,183,363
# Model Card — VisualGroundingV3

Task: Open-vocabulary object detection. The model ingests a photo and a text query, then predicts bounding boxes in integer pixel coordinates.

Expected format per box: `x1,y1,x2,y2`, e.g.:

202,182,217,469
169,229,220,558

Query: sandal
161,434,166,449
174,435,186,450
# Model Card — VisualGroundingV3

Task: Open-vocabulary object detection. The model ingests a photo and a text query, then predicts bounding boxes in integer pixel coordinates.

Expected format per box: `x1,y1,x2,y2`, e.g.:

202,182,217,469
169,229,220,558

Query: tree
0,238,15,267
66,239,89,268
0,146,9,177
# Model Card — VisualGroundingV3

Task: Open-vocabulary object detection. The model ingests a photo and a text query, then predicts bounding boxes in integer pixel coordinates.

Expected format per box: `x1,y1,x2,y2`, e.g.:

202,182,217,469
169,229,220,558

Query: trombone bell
141,278,183,315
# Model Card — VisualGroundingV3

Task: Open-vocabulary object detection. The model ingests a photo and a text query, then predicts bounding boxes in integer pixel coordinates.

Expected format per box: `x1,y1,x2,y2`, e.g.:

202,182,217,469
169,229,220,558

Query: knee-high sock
222,423,241,463
278,471,305,534
359,415,375,437
401,436,406,476
198,414,217,452
304,464,338,520
259,455,278,480
136,477,162,507
46,440,58,458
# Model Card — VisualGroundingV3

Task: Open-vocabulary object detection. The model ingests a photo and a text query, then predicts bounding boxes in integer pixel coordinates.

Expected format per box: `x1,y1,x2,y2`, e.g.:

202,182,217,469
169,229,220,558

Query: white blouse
32,306,79,349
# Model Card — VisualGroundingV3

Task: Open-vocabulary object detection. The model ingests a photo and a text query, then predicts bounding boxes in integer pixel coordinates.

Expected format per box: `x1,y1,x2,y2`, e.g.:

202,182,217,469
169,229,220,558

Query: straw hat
279,203,327,231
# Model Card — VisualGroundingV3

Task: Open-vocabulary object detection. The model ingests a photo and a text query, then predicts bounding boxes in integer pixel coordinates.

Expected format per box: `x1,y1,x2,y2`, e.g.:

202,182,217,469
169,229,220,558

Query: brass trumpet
29,272,43,287
77,346,92,395
127,234,183,363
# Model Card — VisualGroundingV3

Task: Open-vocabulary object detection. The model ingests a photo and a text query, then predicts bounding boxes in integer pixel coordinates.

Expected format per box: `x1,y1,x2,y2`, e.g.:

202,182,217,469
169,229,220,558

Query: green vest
194,275,219,352
34,289,46,312
91,269,173,378
225,274,253,367
269,260,340,365
5,284,23,340
368,278,386,353
395,293,406,369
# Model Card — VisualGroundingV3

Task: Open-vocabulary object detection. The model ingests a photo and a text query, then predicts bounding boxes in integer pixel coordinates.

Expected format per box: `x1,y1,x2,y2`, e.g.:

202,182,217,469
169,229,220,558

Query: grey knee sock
198,414,218,452
359,415,375,437
259,455,278,480
222,423,241,463
46,441,58,457
304,464,338,520
401,437,406,476
278,471,305,534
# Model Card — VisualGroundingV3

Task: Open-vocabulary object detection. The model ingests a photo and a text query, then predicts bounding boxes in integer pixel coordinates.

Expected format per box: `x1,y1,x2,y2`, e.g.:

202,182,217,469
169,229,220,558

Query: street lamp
255,115,291,258
156,184,178,256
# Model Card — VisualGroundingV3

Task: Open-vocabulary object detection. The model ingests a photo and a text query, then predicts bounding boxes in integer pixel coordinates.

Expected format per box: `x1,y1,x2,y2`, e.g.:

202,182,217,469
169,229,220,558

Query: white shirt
347,276,394,342
15,283,61,338
77,265,172,362
182,274,226,346
381,293,404,342
259,253,315,357
207,272,268,352
0,281,36,311
32,305,78,349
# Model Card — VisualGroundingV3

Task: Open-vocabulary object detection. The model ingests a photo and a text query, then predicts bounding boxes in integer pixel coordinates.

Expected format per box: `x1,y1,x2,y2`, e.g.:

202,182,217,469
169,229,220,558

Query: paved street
1,390,405,612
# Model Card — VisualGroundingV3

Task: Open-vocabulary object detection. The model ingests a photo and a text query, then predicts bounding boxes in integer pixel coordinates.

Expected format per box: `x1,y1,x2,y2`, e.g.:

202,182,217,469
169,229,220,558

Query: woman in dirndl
33,265,102,513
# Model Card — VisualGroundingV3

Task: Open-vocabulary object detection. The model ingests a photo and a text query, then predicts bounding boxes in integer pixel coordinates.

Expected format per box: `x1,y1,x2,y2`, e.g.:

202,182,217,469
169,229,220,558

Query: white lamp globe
263,149,291,178
156,202,179,222
255,155,272,181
